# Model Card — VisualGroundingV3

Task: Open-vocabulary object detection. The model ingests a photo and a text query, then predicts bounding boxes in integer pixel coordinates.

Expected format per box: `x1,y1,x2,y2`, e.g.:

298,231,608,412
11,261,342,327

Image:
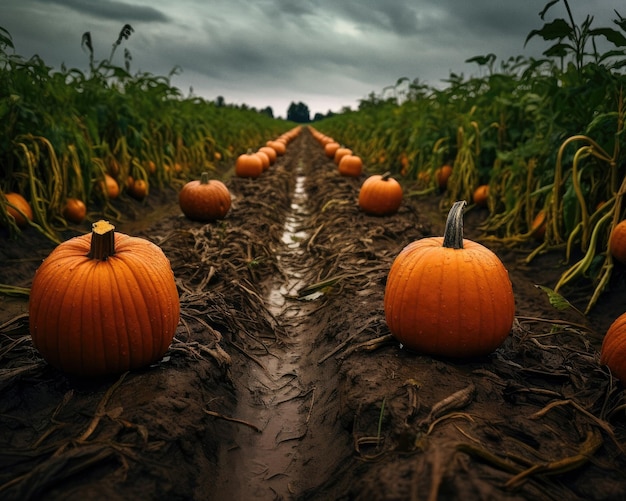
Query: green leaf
525,19,573,46
535,285,575,311
590,27,626,47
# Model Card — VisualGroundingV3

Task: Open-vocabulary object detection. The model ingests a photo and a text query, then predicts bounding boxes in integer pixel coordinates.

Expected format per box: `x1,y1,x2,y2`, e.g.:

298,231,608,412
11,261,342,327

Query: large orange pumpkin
338,154,363,177
609,220,626,264
29,220,180,377
358,172,403,216
600,313,626,381
384,200,515,358
179,172,231,222
235,152,264,178
3,192,33,228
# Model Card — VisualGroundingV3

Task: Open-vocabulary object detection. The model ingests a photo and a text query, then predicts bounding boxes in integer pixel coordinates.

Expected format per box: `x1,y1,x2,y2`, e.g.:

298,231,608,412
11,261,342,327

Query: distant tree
215,95,225,107
260,106,274,118
313,112,325,122
287,101,310,123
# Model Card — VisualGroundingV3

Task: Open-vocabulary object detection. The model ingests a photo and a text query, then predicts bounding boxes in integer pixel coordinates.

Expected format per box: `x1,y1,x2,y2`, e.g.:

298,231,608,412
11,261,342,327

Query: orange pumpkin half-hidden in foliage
609,220,626,265
3,192,33,228
29,220,180,377
600,312,626,382
179,172,231,222
358,172,403,216
384,200,515,358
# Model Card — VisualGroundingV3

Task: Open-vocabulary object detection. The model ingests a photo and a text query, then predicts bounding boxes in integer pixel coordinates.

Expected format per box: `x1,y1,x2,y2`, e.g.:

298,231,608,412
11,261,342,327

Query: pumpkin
472,185,489,207
3,192,33,228
384,200,515,358
531,210,547,241
29,220,180,377
324,142,340,158
256,150,271,171
600,313,626,381
334,147,353,165
128,179,149,201
235,151,264,178
434,164,453,189
179,172,231,222
338,154,363,177
266,140,286,156
358,172,403,216
258,146,277,165
609,220,626,265
103,174,120,199
62,198,87,224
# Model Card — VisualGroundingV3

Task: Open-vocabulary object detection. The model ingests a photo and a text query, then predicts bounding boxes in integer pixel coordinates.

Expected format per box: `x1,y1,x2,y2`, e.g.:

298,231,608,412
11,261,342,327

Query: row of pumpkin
19,124,626,384
310,126,626,384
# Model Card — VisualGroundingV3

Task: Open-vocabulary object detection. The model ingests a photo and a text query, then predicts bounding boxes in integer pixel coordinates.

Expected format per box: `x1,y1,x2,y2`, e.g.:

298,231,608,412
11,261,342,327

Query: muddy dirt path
1,127,625,501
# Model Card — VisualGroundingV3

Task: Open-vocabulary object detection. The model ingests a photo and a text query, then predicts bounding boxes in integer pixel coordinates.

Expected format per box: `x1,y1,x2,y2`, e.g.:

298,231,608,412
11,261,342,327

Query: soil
1,128,625,501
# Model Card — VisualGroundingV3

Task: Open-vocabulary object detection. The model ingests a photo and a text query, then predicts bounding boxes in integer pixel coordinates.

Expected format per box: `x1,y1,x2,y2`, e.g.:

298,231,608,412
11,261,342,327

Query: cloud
3,0,625,117
43,0,169,23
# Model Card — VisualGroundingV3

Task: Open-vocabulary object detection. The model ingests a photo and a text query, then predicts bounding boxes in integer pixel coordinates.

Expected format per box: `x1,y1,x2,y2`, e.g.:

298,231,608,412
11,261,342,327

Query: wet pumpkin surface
1,129,625,500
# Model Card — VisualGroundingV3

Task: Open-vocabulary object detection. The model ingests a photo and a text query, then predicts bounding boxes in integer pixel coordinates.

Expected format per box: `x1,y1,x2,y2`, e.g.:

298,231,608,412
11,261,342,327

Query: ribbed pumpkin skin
600,313,626,381
358,174,403,215
179,177,231,222
29,231,180,377
384,237,515,358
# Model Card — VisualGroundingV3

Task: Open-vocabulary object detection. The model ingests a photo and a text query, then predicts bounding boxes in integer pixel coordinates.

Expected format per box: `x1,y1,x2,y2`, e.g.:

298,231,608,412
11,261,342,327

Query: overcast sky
3,0,624,118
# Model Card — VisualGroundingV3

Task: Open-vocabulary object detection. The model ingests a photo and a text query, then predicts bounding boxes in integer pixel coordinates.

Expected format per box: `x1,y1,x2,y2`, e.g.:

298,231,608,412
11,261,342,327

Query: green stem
443,200,467,249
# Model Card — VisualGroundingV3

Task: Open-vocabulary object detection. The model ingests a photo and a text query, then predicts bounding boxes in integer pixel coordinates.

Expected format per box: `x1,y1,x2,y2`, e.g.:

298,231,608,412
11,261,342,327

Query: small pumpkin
3,192,33,228
128,179,149,201
179,172,231,222
258,146,277,165
600,312,626,381
256,150,270,171
531,210,547,241
384,200,515,358
29,220,180,377
334,147,353,165
338,154,363,177
103,174,120,199
434,164,453,189
609,220,626,265
266,140,286,156
358,172,403,216
324,142,340,158
62,198,87,224
235,151,264,178
472,185,489,207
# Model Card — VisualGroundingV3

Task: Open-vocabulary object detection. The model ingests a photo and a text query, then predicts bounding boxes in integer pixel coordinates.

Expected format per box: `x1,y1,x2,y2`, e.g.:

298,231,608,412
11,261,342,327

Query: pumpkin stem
200,171,210,184
442,201,467,249
381,171,392,181
87,220,116,260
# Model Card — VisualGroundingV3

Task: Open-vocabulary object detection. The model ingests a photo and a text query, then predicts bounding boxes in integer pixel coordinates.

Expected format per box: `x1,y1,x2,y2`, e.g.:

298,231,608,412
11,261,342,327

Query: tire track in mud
210,133,349,500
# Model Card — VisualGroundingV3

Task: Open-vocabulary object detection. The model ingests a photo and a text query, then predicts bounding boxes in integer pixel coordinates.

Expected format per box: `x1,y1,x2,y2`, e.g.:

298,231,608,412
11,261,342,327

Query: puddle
212,162,319,500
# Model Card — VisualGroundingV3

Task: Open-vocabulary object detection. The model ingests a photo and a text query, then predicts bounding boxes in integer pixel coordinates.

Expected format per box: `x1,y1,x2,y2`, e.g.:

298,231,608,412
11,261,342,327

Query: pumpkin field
2,4,626,499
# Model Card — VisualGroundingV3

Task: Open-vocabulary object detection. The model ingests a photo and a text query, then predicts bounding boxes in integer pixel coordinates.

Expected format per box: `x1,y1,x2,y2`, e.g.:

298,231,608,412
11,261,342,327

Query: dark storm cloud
43,0,170,23
2,0,625,116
